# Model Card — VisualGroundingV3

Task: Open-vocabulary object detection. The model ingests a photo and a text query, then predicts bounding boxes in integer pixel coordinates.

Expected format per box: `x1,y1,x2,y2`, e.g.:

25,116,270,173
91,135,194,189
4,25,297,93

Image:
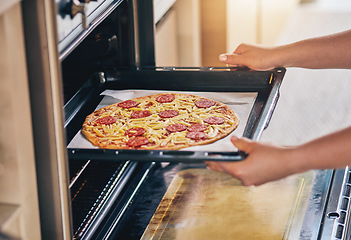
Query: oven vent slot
334,169,351,239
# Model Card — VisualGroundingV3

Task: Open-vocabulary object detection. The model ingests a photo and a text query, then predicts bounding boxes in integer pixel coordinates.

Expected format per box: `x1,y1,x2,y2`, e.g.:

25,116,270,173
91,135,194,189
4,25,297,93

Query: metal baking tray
65,67,285,162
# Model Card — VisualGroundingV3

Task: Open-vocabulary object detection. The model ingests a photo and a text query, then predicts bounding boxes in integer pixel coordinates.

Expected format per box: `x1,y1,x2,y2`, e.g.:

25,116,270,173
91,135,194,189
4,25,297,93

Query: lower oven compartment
69,158,156,239
69,160,131,239
66,152,350,239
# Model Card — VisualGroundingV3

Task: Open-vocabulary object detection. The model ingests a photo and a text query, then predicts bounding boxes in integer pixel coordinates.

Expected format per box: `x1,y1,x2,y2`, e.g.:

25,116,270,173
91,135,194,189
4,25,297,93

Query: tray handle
68,148,247,163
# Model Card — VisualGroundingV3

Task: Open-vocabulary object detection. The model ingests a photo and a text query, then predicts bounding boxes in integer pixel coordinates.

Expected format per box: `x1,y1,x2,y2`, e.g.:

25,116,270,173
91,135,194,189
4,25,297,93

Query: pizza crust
82,93,239,150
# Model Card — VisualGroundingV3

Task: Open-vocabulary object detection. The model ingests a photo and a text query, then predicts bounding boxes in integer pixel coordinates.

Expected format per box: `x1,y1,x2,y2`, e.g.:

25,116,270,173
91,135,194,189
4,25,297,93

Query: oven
17,0,351,239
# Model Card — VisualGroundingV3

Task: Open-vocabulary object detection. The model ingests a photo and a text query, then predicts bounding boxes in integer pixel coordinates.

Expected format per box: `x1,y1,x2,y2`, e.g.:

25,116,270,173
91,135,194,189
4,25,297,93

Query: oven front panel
56,0,348,239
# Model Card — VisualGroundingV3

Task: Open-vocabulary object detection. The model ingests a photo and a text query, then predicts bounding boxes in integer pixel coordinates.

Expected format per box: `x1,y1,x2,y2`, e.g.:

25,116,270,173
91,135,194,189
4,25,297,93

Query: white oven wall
0,1,41,239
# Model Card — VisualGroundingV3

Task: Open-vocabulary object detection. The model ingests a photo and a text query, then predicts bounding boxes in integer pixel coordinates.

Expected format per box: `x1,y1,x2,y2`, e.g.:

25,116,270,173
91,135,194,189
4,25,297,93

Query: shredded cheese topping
82,93,239,149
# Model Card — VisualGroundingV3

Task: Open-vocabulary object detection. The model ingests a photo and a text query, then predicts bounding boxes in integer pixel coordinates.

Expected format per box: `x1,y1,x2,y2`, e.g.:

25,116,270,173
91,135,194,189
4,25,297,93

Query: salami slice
156,94,175,103
186,131,206,140
95,116,117,125
195,100,215,108
159,110,179,118
187,123,207,132
166,123,187,132
125,127,146,137
117,100,139,108
204,116,225,125
131,110,151,119
145,102,154,108
127,136,149,147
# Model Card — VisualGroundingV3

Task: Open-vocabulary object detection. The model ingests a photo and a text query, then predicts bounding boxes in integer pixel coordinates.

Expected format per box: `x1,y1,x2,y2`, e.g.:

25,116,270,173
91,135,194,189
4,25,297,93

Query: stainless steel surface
251,70,282,141
320,168,351,240
132,0,140,68
22,0,72,238
58,0,124,60
299,170,333,239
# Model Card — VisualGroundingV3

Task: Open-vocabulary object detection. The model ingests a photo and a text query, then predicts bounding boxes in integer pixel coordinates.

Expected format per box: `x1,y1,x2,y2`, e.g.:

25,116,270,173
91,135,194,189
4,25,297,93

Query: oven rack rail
68,149,248,163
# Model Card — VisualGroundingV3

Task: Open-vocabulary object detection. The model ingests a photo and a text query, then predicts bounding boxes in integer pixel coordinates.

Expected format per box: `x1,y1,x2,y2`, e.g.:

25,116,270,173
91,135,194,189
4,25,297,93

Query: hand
206,136,299,186
219,43,280,70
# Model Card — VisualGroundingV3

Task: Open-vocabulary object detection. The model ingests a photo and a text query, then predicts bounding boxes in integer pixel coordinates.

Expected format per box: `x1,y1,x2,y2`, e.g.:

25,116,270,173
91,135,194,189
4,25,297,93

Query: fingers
205,136,257,186
205,136,251,175
205,161,225,172
230,135,254,153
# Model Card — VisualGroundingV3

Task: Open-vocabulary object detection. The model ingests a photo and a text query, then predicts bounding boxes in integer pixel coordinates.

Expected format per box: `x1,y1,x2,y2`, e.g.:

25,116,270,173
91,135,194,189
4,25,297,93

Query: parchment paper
67,89,257,152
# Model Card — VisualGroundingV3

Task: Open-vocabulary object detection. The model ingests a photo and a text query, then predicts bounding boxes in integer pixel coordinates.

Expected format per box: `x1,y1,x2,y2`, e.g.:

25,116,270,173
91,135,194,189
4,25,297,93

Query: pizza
82,93,239,150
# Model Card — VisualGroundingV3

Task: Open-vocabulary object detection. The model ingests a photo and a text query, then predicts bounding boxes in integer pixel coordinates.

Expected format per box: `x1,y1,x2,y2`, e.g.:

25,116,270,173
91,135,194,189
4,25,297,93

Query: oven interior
59,1,351,239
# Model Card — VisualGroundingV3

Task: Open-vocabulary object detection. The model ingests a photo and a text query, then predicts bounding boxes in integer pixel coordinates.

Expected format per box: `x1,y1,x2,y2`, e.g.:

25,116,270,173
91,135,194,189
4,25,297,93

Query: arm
206,126,351,186
219,29,351,70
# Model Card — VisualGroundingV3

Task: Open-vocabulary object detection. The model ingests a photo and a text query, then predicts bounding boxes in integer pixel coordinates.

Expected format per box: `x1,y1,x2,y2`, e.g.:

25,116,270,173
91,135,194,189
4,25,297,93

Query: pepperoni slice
204,116,225,125
187,123,207,132
158,110,179,118
131,110,151,119
125,127,146,137
166,124,187,133
218,107,229,114
145,102,154,108
127,136,149,147
117,100,139,108
195,100,216,108
156,94,175,103
95,116,117,125
186,132,206,140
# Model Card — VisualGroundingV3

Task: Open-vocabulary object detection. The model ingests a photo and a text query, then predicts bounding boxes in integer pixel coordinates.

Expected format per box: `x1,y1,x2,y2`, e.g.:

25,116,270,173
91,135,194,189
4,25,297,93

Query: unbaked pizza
82,93,239,150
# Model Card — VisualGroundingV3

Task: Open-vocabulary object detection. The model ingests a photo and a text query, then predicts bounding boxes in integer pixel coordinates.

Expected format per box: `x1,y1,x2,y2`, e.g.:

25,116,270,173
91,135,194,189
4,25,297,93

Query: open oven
17,0,351,239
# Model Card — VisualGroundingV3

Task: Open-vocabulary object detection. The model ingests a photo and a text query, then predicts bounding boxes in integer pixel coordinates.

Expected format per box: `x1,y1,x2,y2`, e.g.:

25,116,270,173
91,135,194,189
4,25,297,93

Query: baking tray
68,89,257,151
65,67,285,162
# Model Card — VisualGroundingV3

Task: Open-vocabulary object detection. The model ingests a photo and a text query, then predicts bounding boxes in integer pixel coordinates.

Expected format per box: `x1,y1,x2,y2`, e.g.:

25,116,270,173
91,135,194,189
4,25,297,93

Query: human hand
205,136,299,186
219,43,279,71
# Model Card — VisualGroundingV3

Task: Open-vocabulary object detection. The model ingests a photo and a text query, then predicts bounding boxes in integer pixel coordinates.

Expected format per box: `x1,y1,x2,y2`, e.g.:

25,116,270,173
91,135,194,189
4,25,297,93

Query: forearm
294,126,351,172
274,29,351,69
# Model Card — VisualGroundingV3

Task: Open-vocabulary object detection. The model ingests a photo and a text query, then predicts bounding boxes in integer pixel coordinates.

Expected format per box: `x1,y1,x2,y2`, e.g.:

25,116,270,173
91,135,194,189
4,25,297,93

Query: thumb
219,53,245,66
230,136,254,153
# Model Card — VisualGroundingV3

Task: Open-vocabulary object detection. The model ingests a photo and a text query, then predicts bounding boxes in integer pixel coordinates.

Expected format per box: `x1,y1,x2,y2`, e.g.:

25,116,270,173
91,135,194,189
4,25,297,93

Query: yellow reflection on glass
141,168,314,240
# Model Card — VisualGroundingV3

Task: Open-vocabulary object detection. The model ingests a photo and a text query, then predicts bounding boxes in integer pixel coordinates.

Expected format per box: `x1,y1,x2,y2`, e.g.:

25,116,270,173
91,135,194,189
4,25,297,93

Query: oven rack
65,67,285,163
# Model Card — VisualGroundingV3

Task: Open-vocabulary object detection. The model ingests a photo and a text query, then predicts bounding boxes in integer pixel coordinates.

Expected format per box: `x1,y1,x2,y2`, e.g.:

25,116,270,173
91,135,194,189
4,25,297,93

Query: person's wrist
285,146,309,175
270,46,288,68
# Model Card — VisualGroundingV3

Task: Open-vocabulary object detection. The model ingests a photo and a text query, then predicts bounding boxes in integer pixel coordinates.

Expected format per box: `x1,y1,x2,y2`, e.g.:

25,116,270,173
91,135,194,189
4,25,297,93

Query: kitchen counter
261,1,351,146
